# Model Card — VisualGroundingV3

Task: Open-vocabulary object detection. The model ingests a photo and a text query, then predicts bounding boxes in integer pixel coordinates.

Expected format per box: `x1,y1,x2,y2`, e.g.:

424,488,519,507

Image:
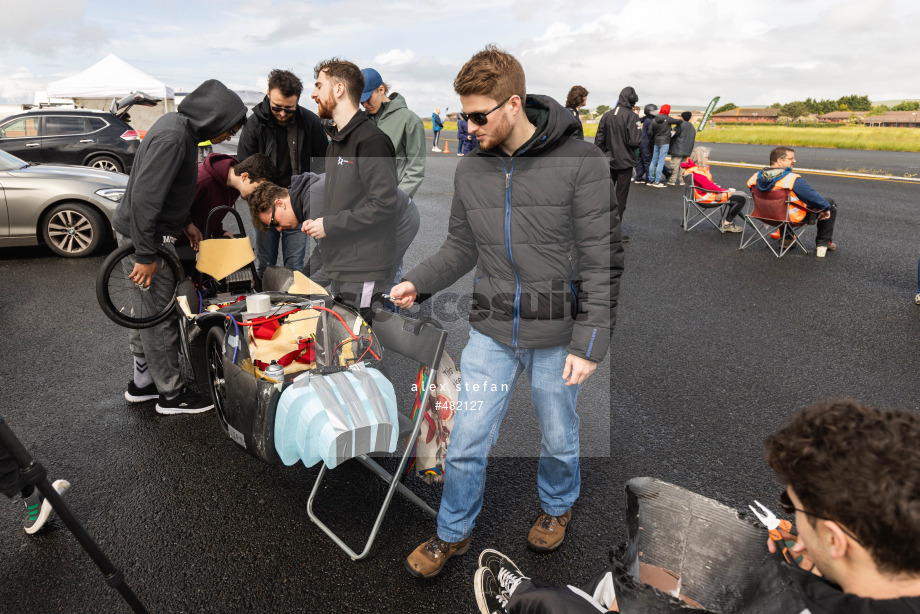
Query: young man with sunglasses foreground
390,45,622,579
472,399,920,613
237,69,328,278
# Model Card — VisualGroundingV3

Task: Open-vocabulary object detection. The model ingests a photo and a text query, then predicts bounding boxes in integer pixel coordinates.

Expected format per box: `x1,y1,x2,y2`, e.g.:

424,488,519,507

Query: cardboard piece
195,237,255,281
289,270,329,296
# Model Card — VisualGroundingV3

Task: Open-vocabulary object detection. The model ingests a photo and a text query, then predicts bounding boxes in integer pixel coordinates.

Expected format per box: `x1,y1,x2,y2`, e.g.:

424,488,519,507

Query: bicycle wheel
95,241,183,329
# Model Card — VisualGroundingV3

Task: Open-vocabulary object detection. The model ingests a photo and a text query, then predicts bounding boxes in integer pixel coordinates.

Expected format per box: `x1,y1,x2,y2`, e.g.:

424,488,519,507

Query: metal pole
0,415,148,614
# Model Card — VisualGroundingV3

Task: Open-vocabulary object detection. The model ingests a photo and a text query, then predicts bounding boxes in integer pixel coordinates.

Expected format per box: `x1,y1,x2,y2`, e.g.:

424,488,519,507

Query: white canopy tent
46,54,174,115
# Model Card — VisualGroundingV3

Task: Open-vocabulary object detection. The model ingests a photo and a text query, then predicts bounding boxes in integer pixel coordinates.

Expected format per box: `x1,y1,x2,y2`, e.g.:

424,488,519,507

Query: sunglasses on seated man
270,105,297,115
459,96,512,126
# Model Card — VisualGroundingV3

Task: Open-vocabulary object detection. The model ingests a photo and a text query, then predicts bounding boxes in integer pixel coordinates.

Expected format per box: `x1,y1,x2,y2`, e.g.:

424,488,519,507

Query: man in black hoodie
237,69,329,278
594,87,641,241
634,104,658,184
305,58,398,321
391,45,621,580
111,79,247,415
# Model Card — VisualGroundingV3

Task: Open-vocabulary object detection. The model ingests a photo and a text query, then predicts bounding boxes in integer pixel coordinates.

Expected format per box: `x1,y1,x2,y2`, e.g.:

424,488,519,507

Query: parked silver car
0,148,127,257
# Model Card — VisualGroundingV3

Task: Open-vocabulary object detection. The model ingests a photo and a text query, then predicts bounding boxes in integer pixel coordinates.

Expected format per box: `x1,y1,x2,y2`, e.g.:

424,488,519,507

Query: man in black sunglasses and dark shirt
763,400,920,613
237,69,328,278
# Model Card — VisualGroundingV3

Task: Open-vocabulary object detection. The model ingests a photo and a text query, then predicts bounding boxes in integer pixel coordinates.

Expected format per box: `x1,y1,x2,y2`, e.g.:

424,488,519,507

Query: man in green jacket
360,68,426,199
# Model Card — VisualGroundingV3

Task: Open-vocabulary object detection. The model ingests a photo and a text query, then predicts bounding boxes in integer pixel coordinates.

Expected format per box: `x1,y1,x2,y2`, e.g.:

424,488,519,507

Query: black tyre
41,202,107,257
87,155,123,173
95,240,183,329
206,326,231,437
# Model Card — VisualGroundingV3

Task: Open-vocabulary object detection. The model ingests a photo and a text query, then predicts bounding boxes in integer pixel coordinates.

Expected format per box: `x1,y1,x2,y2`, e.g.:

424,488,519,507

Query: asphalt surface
2,145,920,614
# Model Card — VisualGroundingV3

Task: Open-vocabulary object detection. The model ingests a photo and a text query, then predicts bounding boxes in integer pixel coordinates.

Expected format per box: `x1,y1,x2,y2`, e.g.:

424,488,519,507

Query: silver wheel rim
92,159,119,172
47,209,93,254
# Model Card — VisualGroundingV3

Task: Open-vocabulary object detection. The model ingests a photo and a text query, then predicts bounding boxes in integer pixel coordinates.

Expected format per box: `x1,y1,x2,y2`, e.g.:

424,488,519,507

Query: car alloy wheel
42,202,105,257
89,155,122,173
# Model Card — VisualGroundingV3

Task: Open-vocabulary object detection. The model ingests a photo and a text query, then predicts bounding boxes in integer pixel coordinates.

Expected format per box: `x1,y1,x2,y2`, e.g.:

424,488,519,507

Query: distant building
818,111,869,124
861,111,920,127
712,108,779,124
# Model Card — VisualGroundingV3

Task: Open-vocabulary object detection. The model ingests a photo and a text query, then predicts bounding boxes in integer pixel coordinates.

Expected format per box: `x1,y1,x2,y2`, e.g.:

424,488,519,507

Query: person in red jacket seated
681,146,747,233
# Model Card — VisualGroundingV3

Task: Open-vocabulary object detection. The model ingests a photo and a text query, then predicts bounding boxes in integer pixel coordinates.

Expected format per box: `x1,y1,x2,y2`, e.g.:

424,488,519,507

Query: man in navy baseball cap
360,68,384,104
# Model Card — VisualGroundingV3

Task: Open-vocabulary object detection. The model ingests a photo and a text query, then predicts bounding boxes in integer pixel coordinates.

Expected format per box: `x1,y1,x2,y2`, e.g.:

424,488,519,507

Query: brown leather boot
527,508,572,553
405,535,471,578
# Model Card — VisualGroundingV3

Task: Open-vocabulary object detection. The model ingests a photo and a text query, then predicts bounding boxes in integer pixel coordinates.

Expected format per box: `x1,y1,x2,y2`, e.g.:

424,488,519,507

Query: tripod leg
0,416,149,614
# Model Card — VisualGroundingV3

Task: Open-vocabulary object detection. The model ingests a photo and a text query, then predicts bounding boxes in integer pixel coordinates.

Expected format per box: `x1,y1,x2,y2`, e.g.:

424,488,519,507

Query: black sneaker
478,549,528,597
125,381,158,403
474,567,511,614
23,479,70,534
155,387,214,415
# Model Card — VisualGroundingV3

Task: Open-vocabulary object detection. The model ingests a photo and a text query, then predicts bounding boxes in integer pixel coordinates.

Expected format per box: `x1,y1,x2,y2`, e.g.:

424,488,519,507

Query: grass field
694,125,920,152
426,121,919,152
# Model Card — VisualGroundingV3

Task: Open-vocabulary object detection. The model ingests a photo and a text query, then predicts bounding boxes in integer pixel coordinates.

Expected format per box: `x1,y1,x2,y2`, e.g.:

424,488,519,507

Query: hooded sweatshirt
177,153,240,246
366,93,426,198
112,79,247,263
594,87,642,170
639,104,658,152
404,93,621,362
754,167,831,209
288,172,415,277
650,111,680,146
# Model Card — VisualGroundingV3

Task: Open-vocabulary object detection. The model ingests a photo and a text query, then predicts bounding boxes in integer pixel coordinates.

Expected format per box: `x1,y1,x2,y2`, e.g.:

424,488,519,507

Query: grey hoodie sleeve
399,115,427,198
129,137,187,263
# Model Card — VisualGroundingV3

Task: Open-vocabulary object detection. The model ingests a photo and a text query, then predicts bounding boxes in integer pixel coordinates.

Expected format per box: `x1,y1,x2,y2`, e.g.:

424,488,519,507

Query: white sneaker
915,293,920,305
431,147,441,152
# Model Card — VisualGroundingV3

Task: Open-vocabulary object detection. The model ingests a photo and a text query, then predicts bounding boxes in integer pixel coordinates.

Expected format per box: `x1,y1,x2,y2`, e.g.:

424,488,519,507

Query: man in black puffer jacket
392,46,623,580
595,87,641,240
237,69,329,277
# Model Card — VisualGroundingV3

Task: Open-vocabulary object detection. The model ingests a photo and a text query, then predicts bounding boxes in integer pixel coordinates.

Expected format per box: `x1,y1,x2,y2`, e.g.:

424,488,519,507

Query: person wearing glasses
111,79,247,415
470,399,920,614
390,45,621,580
236,69,329,279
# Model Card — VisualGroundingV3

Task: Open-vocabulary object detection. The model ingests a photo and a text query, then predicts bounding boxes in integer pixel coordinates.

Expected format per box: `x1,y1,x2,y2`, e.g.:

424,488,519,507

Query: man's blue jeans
649,144,669,184
255,227,307,277
436,327,582,542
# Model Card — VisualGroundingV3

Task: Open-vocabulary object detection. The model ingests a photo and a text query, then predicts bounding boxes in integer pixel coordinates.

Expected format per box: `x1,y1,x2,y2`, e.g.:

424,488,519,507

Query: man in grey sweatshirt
111,79,247,415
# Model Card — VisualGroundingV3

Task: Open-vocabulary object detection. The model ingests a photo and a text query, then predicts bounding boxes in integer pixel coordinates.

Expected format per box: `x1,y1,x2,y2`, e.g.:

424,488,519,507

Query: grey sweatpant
667,155,687,185
116,233,183,398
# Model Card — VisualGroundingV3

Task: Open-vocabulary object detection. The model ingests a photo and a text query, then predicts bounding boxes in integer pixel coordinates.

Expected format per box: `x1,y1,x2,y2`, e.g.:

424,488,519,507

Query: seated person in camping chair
747,146,838,255
471,400,920,614
682,146,747,233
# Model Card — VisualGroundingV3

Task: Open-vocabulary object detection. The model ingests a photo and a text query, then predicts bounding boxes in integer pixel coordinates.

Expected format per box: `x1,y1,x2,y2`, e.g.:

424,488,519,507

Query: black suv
0,105,142,174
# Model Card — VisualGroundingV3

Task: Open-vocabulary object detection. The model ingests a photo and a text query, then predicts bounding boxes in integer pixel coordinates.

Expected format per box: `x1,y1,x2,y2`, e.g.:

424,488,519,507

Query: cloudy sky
1,0,917,115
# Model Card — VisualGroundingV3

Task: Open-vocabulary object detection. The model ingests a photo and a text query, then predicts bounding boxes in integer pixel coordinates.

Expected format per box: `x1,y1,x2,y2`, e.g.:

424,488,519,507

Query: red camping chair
740,188,821,257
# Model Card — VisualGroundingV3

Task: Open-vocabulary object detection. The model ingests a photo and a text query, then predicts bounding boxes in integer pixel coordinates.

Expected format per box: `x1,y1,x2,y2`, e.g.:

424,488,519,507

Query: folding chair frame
740,189,821,258
306,311,447,560
682,178,730,233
